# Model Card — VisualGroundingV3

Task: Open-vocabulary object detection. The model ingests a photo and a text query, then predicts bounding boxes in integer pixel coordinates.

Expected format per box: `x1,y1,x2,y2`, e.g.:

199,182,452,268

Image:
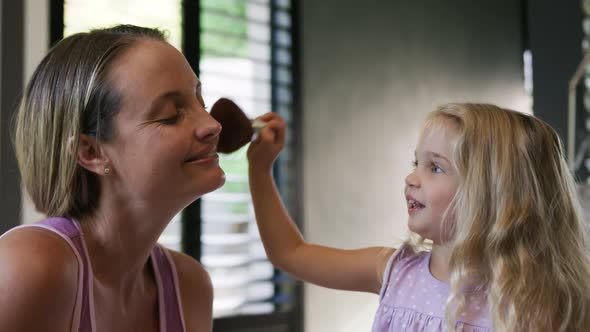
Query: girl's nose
405,171,420,188
195,111,222,143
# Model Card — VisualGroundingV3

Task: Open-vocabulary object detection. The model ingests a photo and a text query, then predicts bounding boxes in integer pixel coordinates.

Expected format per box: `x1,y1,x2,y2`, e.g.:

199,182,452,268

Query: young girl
247,103,590,331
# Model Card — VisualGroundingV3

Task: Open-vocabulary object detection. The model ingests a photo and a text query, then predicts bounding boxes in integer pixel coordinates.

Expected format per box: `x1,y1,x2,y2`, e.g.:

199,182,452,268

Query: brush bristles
210,98,254,154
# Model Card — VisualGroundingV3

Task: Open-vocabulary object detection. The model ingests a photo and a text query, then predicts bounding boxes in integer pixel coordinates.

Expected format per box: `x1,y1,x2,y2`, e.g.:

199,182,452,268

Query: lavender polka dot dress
371,244,492,332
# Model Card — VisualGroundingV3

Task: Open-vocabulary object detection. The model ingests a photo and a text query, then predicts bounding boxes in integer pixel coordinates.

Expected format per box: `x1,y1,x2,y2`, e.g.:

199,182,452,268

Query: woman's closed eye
157,106,187,125
158,115,180,125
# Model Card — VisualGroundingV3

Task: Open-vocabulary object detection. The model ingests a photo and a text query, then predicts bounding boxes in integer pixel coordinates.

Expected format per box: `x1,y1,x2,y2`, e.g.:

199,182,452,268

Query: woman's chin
212,169,226,190
195,170,227,196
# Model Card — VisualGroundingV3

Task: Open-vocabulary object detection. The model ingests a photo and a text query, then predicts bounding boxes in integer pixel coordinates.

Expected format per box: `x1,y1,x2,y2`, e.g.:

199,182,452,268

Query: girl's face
404,120,459,244
101,39,225,212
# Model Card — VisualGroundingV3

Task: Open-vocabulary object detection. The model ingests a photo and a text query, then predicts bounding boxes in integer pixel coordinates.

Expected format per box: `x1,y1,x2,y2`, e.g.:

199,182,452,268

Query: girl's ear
77,134,110,175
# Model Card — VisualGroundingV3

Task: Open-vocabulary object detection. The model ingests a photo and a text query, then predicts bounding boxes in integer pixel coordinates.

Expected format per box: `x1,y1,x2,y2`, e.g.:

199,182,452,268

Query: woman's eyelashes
158,114,181,125
155,94,207,126
157,105,187,125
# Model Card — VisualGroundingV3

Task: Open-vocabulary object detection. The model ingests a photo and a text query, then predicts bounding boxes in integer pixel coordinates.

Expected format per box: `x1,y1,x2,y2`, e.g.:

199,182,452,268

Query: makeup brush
210,98,266,154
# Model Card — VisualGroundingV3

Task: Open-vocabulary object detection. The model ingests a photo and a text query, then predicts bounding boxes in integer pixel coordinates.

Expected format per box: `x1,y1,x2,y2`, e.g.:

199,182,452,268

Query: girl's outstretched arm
247,112,395,294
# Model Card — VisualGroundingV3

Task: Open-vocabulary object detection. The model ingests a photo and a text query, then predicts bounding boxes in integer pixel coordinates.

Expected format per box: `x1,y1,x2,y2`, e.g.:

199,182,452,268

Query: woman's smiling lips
185,147,219,165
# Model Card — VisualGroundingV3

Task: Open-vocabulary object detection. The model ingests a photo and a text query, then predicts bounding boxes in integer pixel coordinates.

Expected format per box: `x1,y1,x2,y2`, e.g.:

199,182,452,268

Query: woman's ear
77,134,110,175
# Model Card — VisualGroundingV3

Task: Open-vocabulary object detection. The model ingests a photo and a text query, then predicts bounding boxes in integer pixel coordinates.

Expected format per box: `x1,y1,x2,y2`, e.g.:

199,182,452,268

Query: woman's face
102,39,225,210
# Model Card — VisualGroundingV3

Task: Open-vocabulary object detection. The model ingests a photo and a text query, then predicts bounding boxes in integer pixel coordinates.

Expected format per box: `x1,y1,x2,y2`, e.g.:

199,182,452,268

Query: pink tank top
3,217,186,332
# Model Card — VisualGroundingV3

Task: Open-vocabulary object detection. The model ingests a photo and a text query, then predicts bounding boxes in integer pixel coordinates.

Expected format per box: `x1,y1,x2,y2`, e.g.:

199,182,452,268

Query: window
52,0,301,330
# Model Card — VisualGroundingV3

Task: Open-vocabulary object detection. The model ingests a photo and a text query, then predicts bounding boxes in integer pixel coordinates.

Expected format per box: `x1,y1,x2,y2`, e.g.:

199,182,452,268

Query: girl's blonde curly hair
411,103,590,331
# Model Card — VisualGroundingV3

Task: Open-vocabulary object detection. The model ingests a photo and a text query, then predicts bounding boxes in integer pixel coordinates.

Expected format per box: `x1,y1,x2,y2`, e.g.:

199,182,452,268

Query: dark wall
527,0,584,152
0,0,23,232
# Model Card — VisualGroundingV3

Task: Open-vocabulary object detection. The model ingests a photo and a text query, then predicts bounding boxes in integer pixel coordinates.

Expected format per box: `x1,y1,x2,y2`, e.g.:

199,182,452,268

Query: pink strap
151,245,186,332
12,218,93,332
5,218,186,332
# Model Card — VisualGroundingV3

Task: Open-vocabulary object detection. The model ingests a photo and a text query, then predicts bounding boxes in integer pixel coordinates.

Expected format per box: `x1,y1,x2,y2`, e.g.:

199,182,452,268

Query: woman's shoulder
166,249,212,290
164,248,213,331
0,225,79,330
0,223,80,274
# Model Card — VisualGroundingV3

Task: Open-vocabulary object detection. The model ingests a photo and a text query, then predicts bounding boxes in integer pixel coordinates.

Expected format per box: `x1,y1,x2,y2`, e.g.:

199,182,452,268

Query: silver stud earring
104,167,111,174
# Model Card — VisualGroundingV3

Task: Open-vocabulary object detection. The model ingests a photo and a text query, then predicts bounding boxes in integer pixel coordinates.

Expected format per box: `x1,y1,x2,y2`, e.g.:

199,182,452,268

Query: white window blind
200,0,295,318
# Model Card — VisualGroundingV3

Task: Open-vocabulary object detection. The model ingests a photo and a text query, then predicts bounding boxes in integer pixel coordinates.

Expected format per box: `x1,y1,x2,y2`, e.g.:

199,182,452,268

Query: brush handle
251,119,267,133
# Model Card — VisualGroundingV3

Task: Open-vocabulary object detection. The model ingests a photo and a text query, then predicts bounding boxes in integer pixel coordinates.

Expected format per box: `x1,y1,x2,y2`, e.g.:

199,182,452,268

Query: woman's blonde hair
416,103,590,331
14,25,165,219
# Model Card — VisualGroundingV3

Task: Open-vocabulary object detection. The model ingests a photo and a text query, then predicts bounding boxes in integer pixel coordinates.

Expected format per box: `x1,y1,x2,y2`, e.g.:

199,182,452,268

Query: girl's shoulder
373,245,491,331
378,243,437,299
385,243,430,275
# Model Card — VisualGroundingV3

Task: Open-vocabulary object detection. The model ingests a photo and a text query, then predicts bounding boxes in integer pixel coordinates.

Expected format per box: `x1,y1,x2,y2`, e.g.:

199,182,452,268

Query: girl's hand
247,112,285,171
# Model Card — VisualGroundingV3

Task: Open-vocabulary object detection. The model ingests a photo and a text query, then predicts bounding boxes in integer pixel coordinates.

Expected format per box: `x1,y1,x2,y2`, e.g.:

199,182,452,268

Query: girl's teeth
408,199,424,209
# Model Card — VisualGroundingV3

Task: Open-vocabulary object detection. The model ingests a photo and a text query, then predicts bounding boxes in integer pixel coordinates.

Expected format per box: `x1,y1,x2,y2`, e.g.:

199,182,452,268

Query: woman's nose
194,111,222,143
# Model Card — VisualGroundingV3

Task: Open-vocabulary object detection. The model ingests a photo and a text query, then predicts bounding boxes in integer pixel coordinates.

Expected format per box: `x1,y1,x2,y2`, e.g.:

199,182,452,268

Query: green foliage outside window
201,0,249,58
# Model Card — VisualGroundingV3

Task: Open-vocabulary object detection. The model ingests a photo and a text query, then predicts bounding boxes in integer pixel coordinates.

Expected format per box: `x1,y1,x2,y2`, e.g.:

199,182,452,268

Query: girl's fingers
257,112,285,128
258,112,278,122
255,113,285,144
275,120,285,145
259,126,276,143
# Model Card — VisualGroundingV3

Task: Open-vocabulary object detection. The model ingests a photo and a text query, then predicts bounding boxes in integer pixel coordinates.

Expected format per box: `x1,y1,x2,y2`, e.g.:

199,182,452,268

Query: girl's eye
430,162,443,173
411,160,418,169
